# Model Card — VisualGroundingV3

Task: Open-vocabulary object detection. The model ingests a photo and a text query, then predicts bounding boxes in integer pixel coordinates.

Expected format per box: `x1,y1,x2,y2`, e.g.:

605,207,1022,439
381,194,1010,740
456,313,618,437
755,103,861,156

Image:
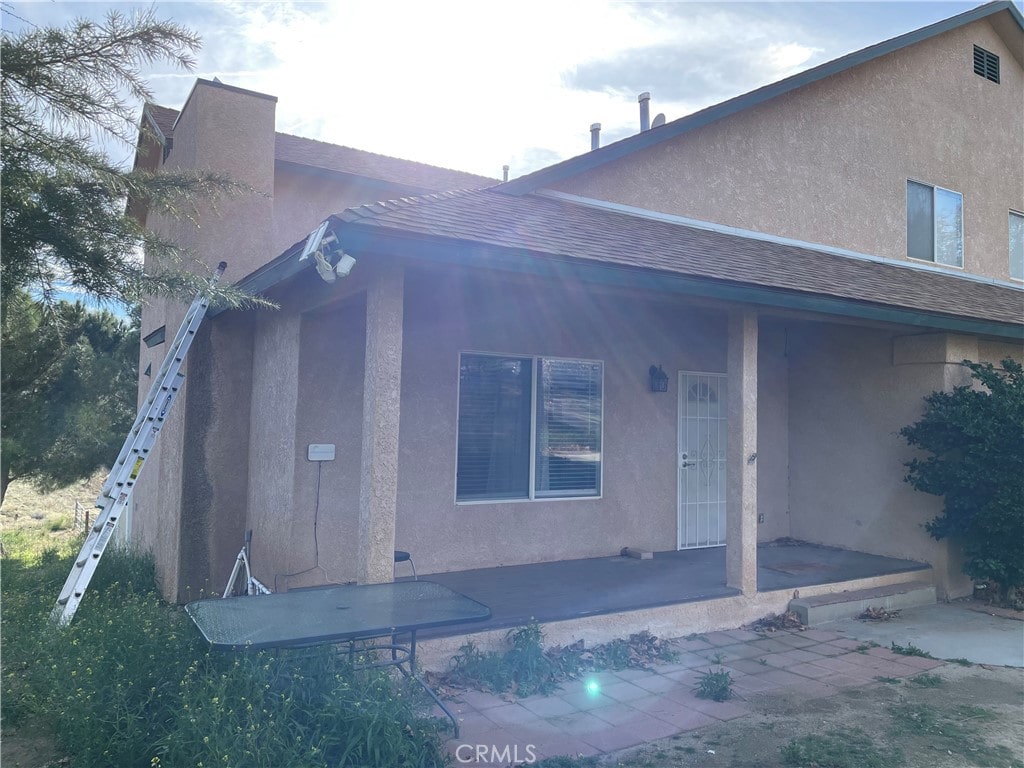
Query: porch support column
726,309,758,596
357,265,405,584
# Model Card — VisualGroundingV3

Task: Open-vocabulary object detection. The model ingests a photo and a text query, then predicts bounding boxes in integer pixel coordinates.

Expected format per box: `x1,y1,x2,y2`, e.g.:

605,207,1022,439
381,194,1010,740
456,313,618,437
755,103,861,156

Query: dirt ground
4,664,1019,768
613,663,1023,768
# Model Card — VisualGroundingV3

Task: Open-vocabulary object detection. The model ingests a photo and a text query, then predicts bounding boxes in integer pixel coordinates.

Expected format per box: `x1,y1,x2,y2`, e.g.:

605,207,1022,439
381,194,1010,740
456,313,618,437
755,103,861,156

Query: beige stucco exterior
551,17,1024,283
131,10,1023,623
228,257,1020,603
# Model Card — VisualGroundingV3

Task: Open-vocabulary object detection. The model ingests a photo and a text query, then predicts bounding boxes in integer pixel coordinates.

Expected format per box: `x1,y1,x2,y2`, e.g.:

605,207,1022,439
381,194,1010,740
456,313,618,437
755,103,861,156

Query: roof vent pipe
638,92,651,131
502,165,509,182
590,123,601,150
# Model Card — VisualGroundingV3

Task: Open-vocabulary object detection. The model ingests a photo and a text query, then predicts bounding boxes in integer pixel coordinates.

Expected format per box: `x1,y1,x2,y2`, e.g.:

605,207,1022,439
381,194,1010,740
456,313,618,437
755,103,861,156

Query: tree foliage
1,8,254,309
0,9,267,500
1,291,139,503
901,359,1024,603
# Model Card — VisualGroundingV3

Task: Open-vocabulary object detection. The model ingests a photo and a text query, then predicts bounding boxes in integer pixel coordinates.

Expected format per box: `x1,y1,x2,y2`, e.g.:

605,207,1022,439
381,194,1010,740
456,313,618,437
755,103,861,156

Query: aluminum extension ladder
51,262,227,626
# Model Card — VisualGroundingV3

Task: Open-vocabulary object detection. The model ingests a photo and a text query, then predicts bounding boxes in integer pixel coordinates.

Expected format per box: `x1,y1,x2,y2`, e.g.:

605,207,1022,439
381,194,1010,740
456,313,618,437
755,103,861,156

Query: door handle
681,461,697,468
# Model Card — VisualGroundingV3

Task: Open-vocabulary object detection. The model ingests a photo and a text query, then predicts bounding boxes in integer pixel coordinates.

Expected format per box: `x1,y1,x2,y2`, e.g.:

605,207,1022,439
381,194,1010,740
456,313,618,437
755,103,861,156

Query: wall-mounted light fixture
649,365,668,393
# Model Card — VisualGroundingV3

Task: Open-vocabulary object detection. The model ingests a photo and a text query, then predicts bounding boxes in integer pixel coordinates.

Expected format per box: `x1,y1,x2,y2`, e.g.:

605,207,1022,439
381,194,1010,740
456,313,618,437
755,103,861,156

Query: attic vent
973,45,999,83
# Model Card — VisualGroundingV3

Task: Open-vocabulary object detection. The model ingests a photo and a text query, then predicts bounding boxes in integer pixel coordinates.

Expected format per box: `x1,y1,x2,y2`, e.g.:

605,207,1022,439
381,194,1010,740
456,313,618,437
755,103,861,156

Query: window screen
456,353,603,502
535,359,602,498
907,181,962,267
907,181,934,262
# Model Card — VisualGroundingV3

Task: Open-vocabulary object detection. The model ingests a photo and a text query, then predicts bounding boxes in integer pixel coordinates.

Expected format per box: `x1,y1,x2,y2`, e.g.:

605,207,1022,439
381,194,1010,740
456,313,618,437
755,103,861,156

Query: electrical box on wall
307,444,336,462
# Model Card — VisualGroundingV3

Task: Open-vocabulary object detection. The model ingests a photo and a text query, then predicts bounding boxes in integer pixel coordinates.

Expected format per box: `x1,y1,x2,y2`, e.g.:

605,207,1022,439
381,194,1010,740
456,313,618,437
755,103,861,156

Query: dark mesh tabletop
185,580,490,650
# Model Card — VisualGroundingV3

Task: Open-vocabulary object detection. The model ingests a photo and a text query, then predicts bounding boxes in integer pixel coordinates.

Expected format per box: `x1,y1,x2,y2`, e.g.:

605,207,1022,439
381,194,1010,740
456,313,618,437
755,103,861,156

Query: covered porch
416,540,930,638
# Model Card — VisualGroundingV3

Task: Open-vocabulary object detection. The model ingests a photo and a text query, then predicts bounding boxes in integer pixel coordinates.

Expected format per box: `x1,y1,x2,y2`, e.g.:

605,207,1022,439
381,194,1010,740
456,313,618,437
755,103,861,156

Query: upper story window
1010,211,1024,281
907,180,963,268
456,352,603,502
973,45,1000,84
143,325,166,347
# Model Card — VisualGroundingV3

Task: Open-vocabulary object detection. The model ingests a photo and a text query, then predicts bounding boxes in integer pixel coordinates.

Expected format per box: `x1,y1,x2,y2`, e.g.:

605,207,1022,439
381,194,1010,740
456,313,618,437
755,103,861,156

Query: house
130,2,1023,647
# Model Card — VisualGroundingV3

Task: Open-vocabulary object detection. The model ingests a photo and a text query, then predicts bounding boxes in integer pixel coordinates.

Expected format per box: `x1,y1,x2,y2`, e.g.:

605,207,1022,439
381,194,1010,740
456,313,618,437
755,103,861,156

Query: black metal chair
394,550,417,580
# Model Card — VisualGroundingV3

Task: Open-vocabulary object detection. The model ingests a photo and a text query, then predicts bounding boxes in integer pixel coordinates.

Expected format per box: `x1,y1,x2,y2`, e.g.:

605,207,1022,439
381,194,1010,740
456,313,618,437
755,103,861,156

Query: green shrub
901,358,1024,605
2,539,449,768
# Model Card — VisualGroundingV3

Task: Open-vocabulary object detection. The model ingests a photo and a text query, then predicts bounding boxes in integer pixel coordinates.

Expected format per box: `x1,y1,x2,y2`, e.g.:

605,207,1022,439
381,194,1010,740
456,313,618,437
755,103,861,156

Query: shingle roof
144,103,179,140
274,133,495,190
333,189,1023,329
500,1,1024,195
140,103,496,191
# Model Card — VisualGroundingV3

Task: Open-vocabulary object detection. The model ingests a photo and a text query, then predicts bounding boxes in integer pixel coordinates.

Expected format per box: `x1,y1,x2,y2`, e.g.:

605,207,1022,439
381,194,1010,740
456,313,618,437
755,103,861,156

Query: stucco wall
784,323,1006,598
395,267,735,575
271,167,425,257
551,18,1023,282
280,299,367,589
235,261,801,586
756,321,791,542
133,81,276,600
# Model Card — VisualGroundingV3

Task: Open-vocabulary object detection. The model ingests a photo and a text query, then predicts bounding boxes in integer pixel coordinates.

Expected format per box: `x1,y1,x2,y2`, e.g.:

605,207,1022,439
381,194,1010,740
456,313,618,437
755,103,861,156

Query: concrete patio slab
825,600,1023,667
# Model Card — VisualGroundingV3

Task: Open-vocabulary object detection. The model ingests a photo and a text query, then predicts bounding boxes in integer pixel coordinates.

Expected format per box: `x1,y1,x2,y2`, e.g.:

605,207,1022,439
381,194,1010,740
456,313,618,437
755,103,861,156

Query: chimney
502,165,509,182
638,92,651,131
590,123,601,150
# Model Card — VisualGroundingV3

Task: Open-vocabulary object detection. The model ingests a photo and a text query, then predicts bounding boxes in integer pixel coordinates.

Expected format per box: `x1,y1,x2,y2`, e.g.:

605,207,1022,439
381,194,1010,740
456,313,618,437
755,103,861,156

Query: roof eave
319,225,1023,341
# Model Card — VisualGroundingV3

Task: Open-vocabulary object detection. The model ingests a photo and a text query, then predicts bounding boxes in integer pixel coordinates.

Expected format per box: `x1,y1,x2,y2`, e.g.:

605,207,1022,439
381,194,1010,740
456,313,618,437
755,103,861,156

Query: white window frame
1010,210,1024,282
454,350,604,504
907,179,964,269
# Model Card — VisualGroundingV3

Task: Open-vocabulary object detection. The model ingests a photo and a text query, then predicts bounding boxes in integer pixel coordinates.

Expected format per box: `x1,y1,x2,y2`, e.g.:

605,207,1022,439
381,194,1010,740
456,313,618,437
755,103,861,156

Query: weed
592,637,633,670
888,702,973,739
856,642,879,653
684,633,708,642
781,727,900,768
710,651,726,664
446,624,676,695
447,620,560,696
694,668,733,702
909,673,943,687
946,657,974,666
874,676,902,684
2,533,449,768
758,657,768,665
890,641,935,658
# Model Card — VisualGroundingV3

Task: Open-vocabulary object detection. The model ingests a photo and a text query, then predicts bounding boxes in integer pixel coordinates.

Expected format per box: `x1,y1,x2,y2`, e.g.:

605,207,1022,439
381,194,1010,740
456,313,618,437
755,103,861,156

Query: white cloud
3,1,984,177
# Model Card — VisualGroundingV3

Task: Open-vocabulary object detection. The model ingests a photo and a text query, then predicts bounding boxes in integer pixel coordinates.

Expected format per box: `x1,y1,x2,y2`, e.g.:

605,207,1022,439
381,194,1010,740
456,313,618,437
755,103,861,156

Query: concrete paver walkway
444,627,944,762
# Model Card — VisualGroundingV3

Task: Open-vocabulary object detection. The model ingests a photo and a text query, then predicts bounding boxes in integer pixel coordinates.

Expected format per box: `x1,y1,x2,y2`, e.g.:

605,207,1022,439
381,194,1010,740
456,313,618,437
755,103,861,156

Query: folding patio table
185,580,490,737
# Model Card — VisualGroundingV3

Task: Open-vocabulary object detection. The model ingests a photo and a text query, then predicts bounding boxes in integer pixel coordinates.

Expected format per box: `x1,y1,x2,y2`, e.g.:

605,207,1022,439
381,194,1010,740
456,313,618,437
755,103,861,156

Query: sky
0,1,1010,181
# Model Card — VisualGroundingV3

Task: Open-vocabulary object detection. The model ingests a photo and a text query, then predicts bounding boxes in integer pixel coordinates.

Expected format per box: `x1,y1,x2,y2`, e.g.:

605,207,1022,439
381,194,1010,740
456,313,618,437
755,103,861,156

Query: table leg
402,631,459,739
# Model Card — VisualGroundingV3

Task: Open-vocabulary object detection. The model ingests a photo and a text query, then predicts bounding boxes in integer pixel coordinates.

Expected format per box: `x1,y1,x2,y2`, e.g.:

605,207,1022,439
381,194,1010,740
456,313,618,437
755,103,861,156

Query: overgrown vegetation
444,621,677,697
901,358,1024,606
1,534,449,767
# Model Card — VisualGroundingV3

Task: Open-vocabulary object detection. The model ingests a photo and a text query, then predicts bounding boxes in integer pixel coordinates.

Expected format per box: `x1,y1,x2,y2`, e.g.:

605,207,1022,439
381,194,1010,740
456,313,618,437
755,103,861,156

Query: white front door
677,371,727,549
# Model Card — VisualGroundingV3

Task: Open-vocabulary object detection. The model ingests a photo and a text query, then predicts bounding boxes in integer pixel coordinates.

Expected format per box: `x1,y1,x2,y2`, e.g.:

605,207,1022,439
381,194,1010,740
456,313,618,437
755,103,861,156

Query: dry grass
1,470,105,554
